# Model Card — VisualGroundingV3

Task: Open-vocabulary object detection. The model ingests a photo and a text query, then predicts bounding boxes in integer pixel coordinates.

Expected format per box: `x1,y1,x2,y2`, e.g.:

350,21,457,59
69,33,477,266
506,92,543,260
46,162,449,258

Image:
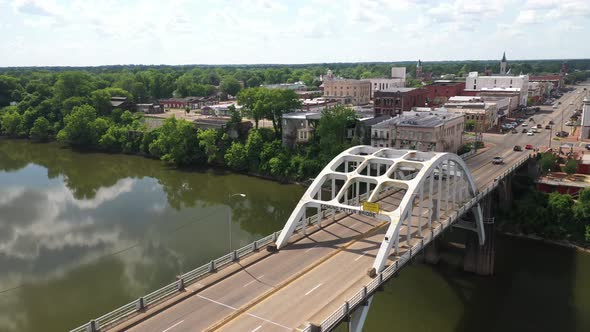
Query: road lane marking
304,283,323,296
247,313,291,330
243,275,265,287
162,320,184,332
250,325,262,332
304,245,317,253
197,294,237,310
354,252,367,261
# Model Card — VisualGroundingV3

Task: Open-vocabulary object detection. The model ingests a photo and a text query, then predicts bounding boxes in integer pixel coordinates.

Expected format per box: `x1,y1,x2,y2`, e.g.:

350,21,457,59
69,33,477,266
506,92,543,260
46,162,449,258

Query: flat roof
379,87,418,93
373,111,461,129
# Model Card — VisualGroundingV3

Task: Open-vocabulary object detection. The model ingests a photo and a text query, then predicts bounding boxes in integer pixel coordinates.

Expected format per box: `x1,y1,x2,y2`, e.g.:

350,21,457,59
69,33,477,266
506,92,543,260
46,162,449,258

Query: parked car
513,145,522,151
525,144,533,150
565,121,575,126
492,156,504,164
536,124,542,129
522,128,528,133
511,129,518,134
549,120,554,125
545,125,551,129
527,131,534,136
556,131,569,137
586,144,590,151
521,123,528,127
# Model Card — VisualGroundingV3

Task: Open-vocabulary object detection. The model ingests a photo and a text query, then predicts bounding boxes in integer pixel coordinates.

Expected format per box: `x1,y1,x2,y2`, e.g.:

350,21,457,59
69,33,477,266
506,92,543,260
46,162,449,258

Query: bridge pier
346,296,373,332
498,176,512,211
463,195,495,275
423,238,440,265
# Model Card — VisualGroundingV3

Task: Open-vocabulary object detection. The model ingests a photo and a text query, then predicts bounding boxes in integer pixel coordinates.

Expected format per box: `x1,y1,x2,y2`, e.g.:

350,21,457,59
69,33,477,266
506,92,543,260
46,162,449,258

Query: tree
539,152,557,173
198,129,219,164
29,117,51,141
315,105,357,161
57,104,98,146
0,75,23,106
547,192,574,234
245,129,264,171
563,159,578,177
0,111,23,136
574,188,590,223
148,117,204,165
237,88,265,129
91,87,132,115
219,77,242,100
224,141,248,171
54,71,96,101
465,120,476,132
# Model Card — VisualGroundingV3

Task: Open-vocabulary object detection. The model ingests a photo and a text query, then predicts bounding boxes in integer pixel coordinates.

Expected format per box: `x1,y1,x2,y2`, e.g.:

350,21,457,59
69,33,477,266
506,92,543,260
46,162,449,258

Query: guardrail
313,153,535,332
70,195,365,332
459,149,476,160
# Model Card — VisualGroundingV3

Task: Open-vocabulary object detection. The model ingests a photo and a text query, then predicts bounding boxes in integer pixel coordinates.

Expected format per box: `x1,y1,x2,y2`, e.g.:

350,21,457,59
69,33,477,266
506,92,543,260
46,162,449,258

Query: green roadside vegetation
499,153,590,245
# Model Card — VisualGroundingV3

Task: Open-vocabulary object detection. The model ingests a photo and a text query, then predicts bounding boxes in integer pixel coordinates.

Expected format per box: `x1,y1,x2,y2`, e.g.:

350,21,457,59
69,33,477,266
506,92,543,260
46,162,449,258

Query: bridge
71,86,586,332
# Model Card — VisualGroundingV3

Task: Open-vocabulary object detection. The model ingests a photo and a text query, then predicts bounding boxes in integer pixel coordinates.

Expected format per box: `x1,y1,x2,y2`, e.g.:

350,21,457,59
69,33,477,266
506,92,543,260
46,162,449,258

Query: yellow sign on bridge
362,201,380,214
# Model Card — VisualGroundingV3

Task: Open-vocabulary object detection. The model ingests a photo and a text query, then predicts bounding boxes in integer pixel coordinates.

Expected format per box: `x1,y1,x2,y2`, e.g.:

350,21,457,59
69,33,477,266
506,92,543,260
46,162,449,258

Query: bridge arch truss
275,146,484,273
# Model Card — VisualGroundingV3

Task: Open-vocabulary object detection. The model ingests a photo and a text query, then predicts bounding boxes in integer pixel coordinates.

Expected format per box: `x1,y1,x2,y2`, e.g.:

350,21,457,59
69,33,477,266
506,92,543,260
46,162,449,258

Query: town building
465,72,529,106
581,96,590,140
323,78,371,106
263,82,307,90
369,78,406,98
528,81,551,103
422,81,465,106
136,103,163,114
391,67,406,80
371,110,464,153
415,60,432,82
530,75,564,90
443,100,498,132
109,96,135,112
281,112,322,148
373,88,428,116
159,97,217,110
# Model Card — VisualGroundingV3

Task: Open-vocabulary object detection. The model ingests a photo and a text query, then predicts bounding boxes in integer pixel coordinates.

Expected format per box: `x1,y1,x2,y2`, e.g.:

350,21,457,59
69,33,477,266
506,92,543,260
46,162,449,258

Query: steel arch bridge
276,145,485,273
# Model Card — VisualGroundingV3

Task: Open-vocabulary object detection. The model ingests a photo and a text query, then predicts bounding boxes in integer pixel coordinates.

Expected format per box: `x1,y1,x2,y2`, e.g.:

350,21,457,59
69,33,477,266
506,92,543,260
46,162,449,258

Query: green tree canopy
219,77,242,100
563,159,578,176
29,116,51,141
315,105,357,162
57,104,99,146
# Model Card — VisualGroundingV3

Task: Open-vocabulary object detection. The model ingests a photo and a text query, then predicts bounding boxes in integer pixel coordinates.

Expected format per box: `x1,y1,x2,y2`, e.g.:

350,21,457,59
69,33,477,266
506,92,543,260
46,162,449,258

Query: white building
371,110,464,153
391,67,406,80
581,97,590,140
465,72,529,106
369,78,406,98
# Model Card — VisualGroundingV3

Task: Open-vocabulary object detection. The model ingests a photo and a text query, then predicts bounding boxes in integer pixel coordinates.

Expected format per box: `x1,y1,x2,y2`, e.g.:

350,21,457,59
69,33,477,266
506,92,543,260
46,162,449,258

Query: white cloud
11,0,61,16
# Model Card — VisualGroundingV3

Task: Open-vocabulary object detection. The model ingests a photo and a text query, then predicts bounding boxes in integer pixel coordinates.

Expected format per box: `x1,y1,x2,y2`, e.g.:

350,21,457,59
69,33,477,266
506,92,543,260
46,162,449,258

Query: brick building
422,81,465,106
373,88,427,116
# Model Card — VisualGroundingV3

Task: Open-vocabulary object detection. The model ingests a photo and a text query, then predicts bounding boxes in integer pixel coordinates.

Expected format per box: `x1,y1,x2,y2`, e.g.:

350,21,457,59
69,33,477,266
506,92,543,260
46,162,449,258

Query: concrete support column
348,296,373,332
464,195,495,275
428,174,434,228
418,184,424,237
437,166,442,221
424,238,440,264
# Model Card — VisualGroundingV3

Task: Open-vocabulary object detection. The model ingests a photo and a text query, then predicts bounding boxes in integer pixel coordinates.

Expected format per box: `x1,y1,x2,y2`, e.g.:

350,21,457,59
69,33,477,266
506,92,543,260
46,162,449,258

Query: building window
409,131,414,140
425,133,431,141
417,132,422,140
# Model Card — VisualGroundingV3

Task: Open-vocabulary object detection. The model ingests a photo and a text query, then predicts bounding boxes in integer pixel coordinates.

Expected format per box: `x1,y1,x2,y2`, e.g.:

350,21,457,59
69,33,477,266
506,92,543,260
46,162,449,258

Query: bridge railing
315,153,535,332
70,194,365,332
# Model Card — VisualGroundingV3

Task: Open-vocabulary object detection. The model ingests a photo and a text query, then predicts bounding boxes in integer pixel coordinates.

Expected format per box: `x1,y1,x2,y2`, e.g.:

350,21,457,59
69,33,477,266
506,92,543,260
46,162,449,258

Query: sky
0,0,589,67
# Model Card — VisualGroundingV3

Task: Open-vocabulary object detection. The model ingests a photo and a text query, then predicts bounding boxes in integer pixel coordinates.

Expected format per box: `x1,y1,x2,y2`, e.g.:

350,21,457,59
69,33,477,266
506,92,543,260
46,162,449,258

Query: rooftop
378,87,418,93
373,111,462,129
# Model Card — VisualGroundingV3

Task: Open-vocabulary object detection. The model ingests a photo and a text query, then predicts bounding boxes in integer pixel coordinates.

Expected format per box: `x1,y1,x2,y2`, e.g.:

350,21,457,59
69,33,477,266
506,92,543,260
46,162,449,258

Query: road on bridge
119,86,587,332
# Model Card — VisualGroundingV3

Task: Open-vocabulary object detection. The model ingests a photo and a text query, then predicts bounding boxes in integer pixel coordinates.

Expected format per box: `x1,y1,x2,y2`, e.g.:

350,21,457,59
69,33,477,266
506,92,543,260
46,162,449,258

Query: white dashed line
247,313,291,330
250,325,262,332
304,283,323,296
197,294,237,310
354,252,367,261
162,320,184,332
304,245,317,253
243,275,265,287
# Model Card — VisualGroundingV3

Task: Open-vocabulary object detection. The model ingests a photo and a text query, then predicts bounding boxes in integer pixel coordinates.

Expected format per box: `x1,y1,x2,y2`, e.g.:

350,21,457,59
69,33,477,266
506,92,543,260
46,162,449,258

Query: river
0,140,588,332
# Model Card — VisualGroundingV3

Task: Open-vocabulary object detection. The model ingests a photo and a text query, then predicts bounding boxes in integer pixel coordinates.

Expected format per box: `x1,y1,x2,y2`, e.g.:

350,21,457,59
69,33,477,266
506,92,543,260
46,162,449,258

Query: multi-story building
581,97,590,140
443,101,498,132
323,78,371,105
373,88,428,116
371,111,464,153
369,78,406,98
422,81,465,106
281,112,322,148
465,72,529,106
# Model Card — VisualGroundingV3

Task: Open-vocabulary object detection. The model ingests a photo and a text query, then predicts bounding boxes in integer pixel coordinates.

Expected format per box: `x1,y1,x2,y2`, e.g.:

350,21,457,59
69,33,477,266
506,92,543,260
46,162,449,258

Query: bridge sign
362,201,380,214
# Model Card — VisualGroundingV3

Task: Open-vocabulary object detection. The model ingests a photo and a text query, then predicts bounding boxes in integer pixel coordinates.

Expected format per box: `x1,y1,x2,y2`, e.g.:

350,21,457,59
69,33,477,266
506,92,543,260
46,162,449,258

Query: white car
527,131,534,136
522,123,527,127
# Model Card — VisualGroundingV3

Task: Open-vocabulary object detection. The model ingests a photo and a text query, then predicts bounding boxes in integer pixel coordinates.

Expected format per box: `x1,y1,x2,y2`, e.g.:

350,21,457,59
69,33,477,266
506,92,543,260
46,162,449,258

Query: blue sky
0,0,589,66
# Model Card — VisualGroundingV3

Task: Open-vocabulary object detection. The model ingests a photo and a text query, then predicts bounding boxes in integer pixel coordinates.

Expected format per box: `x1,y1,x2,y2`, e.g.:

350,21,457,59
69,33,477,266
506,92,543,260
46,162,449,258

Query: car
536,124,542,129
556,131,569,137
522,128,528,133
545,125,551,129
521,123,528,127
527,131,534,136
586,144,590,151
492,156,504,164
511,128,518,134
549,120,555,125
513,145,522,151
530,128,538,133
565,121,575,126
570,102,574,105
525,144,533,150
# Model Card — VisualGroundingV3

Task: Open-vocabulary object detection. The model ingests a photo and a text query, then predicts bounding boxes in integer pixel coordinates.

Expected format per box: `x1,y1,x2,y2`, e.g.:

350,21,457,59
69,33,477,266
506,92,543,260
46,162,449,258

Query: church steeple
500,52,507,75
416,59,423,80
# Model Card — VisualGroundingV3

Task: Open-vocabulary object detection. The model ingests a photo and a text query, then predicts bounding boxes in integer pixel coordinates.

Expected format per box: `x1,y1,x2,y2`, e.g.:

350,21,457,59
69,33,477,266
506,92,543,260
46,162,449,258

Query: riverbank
501,230,590,254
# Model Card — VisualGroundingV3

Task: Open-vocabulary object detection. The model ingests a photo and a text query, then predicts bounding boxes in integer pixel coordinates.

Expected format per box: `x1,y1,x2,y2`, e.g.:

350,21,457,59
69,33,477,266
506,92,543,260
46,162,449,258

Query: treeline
0,65,359,181
501,174,590,244
2,59,590,107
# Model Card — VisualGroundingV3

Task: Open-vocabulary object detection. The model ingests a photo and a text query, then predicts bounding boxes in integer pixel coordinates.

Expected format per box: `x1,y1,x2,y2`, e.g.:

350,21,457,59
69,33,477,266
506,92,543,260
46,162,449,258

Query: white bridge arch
275,146,484,273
